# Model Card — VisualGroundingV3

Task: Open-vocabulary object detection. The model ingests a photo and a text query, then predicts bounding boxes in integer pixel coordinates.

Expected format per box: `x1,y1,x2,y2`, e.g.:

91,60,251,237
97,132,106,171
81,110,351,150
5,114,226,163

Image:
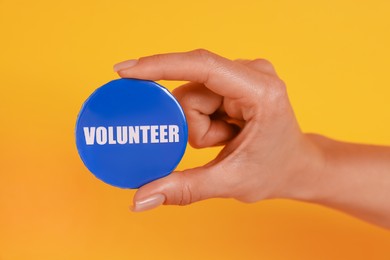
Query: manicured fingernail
131,194,165,212
113,59,138,72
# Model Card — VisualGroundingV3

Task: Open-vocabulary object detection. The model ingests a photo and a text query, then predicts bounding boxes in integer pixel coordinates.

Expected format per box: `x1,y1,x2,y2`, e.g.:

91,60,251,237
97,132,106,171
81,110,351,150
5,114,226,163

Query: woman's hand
114,49,319,208
114,49,390,229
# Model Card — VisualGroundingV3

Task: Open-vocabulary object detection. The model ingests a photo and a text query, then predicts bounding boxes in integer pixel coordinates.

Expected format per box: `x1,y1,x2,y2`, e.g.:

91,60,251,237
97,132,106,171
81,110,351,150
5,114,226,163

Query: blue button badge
75,78,188,189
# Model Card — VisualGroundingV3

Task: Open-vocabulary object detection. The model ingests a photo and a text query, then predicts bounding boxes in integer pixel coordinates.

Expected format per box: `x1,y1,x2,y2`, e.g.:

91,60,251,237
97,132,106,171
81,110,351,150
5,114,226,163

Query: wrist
275,133,330,203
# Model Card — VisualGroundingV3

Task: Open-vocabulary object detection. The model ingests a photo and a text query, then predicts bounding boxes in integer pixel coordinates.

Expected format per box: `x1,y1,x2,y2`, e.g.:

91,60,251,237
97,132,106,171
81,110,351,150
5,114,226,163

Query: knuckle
250,58,275,73
252,58,272,66
188,137,206,149
191,48,212,58
272,78,287,93
265,78,290,114
269,80,287,102
177,174,195,206
174,92,203,122
252,58,272,67
172,87,209,149
187,119,209,148
174,88,196,108
191,48,219,67
189,49,221,83
171,87,185,102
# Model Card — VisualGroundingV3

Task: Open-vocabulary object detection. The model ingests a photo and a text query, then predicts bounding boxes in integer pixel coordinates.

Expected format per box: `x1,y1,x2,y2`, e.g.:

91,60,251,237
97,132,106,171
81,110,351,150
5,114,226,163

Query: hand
114,49,319,210
114,49,390,230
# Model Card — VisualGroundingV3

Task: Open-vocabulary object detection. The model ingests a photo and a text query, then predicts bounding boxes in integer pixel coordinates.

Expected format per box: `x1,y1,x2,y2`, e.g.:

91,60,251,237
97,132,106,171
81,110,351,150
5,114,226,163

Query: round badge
75,78,188,189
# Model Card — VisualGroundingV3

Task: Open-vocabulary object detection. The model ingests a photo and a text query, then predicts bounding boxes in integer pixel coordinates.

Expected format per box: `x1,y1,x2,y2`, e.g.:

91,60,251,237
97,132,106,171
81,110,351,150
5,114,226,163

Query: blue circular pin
75,78,188,189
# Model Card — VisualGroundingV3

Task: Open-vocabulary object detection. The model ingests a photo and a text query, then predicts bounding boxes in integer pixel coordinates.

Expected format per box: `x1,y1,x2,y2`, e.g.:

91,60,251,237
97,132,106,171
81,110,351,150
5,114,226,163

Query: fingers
114,50,286,212
173,83,239,148
115,49,259,99
132,165,228,212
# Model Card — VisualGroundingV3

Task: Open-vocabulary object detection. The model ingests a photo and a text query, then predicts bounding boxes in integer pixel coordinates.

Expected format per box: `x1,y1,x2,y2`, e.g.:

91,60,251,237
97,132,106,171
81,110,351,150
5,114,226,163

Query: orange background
1,0,390,259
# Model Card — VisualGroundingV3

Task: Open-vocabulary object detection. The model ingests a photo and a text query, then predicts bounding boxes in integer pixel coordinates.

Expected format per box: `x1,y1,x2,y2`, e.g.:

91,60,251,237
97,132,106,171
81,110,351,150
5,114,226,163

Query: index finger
114,49,259,99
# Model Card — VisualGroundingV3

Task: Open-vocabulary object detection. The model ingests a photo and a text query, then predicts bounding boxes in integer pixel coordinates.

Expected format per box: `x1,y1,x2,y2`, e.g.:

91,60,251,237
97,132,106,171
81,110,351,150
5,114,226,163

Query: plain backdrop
1,0,390,259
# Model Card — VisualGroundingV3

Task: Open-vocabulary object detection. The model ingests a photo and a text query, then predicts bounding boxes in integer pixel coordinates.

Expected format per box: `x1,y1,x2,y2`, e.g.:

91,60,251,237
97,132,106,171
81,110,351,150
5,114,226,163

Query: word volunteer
83,125,180,145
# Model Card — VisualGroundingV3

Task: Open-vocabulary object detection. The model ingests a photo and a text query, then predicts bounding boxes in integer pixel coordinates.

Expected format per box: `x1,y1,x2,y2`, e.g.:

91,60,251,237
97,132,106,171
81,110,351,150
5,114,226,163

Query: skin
114,49,390,229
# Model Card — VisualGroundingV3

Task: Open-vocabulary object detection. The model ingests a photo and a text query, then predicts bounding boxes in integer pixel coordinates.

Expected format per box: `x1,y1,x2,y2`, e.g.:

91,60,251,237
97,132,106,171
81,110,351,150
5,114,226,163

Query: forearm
287,134,390,229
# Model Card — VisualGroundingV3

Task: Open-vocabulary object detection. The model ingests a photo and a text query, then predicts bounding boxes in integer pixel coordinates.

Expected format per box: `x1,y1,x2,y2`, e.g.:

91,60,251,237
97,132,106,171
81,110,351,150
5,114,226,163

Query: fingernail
131,194,165,212
113,59,138,72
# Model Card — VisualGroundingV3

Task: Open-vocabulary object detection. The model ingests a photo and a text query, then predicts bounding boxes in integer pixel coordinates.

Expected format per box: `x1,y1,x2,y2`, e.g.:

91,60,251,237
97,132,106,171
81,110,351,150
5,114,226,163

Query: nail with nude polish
131,194,165,212
113,59,138,72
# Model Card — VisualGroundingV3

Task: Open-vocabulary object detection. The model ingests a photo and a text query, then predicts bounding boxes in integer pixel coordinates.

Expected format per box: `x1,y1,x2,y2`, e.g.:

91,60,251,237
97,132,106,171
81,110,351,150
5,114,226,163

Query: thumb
131,166,226,212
